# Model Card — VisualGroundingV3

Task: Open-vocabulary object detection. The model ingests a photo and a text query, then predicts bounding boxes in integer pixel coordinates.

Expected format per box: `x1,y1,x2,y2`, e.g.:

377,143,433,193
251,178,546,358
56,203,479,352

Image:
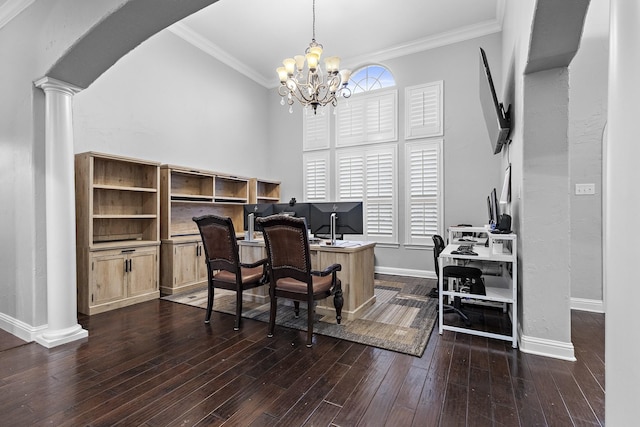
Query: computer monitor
243,203,274,230
271,202,311,221
489,188,499,226
308,202,364,237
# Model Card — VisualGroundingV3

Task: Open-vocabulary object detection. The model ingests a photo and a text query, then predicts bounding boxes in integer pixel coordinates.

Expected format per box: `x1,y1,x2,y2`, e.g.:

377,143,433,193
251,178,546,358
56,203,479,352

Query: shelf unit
249,178,281,204
75,152,160,315
159,165,251,295
439,227,518,348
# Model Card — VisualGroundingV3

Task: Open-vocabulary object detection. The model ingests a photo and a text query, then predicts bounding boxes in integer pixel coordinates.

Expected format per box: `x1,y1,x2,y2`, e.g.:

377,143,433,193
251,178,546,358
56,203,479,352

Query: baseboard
0,312,45,343
570,297,604,313
374,266,436,279
518,325,576,361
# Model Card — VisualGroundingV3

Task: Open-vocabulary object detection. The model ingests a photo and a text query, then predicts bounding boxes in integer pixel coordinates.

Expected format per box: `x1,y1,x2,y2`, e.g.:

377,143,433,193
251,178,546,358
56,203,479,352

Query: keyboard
452,245,478,256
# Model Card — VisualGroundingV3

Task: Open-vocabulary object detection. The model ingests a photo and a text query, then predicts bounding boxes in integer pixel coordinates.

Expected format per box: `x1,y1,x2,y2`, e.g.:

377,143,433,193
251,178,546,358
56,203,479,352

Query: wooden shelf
75,152,160,315
93,184,158,193
159,165,279,296
171,194,214,202
250,178,281,204
93,214,157,219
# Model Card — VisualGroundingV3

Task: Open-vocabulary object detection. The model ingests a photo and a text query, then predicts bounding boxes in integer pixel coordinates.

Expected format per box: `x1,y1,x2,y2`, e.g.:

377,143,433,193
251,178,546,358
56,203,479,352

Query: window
349,65,396,95
405,140,443,246
336,145,397,243
302,67,447,250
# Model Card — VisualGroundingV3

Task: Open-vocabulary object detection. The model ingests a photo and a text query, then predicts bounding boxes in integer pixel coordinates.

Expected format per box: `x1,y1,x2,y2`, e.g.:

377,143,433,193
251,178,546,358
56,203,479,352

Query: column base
34,324,88,348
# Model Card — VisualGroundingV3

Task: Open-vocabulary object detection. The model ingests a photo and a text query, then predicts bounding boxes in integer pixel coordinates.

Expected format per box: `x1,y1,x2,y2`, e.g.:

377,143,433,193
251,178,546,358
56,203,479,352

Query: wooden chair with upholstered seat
256,214,343,347
193,214,268,330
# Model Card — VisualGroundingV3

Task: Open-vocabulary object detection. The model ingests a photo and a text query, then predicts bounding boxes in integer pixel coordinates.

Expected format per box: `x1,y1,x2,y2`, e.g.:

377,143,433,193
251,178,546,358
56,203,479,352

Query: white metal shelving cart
439,226,518,348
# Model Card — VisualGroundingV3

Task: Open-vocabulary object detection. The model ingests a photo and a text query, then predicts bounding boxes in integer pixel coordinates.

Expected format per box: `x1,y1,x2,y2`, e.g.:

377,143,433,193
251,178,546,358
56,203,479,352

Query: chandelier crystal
276,0,351,114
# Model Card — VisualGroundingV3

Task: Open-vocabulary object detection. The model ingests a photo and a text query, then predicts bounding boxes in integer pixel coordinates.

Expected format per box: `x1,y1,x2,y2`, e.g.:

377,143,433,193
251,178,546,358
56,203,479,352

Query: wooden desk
239,240,376,320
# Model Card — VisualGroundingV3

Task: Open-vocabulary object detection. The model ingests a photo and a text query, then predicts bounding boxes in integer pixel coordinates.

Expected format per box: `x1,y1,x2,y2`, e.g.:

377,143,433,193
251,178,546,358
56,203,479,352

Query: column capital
34,76,83,95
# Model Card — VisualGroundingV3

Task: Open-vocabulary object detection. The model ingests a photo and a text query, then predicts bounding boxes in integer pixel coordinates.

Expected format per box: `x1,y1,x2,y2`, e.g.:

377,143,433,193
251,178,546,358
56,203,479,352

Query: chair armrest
239,258,268,269
311,263,342,277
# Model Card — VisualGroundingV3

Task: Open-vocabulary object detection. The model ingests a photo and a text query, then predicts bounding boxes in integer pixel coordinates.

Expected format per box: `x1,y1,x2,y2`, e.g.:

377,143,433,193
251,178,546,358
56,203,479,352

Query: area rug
162,279,437,357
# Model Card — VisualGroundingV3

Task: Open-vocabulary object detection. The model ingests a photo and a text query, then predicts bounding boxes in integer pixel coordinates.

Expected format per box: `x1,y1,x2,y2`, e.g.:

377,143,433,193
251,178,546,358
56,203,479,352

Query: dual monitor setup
243,201,364,243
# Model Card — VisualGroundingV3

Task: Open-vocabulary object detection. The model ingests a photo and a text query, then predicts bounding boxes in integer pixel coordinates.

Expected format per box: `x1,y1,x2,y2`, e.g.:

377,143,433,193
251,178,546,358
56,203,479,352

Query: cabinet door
173,243,199,287
195,242,208,282
128,247,158,297
91,252,127,306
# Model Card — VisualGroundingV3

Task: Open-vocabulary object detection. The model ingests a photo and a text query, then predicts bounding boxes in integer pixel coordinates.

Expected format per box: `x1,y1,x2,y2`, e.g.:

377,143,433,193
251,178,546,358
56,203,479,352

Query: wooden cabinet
90,246,159,309
160,239,208,295
75,152,160,315
249,178,281,204
160,165,251,295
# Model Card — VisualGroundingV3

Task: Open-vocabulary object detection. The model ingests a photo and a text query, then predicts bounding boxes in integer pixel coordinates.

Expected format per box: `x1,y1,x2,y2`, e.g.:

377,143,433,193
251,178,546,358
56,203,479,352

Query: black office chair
432,234,484,327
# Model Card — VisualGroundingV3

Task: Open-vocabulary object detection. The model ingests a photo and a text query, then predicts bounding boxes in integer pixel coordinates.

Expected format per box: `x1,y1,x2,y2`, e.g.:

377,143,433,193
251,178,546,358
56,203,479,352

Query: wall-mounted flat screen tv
479,47,511,155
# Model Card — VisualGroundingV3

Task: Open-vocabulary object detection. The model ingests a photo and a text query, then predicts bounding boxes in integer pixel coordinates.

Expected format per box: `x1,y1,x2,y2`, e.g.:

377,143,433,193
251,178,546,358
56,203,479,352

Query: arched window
348,64,395,95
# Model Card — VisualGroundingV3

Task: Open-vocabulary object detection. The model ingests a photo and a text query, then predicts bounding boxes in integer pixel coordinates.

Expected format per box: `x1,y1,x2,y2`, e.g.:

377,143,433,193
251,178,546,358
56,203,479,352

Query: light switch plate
575,183,596,195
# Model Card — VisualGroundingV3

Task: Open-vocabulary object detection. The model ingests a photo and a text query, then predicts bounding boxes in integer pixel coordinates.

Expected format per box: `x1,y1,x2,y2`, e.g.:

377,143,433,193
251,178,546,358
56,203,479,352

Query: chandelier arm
288,85,315,105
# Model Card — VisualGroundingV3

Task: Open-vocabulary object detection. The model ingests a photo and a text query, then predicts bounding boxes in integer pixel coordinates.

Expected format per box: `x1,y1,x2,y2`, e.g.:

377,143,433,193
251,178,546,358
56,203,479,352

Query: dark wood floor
0,275,604,426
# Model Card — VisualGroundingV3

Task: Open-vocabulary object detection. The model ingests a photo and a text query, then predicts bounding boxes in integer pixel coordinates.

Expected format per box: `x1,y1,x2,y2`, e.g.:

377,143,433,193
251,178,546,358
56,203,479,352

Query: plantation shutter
336,90,397,147
365,147,396,241
303,111,330,151
405,81,443,140
303,152,329,201
405,140,442,245
336,153,364,200
336,98,365,146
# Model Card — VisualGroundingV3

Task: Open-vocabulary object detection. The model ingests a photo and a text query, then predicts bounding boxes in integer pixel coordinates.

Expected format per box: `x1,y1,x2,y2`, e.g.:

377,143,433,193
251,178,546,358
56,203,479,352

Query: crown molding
343,19,503,70
0,0,35,29
171,8,504,90
168,22,272,88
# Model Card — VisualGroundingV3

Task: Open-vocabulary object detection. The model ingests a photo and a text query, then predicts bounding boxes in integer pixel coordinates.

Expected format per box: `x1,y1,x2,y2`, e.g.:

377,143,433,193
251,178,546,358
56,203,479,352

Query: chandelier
276,0,351,114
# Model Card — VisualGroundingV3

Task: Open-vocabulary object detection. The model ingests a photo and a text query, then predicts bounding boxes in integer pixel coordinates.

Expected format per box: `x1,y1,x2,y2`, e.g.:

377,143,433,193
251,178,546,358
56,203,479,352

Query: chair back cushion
193,214,240,274
432,234,446,278
257,215,311,285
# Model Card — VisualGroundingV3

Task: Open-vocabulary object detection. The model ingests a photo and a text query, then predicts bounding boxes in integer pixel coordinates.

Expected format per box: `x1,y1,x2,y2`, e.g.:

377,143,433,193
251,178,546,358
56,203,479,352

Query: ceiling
170,0,504,88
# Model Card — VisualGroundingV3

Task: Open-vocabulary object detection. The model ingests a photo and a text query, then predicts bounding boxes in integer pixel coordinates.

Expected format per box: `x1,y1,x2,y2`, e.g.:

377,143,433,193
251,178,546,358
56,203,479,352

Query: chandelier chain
312,0,316,42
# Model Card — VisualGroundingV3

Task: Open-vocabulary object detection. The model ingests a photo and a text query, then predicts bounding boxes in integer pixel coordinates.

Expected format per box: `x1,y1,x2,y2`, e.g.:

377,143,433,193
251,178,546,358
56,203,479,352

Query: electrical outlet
575,183,596,195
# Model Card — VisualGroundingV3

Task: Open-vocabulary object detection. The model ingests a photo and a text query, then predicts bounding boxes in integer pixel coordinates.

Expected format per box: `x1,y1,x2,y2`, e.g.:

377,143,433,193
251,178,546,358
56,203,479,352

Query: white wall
568,0,608,309
74,30,271,178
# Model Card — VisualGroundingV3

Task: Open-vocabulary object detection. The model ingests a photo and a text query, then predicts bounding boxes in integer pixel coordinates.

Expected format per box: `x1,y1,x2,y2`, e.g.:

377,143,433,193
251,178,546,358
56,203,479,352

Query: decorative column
34,77,88,347
606,0,640,421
